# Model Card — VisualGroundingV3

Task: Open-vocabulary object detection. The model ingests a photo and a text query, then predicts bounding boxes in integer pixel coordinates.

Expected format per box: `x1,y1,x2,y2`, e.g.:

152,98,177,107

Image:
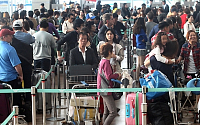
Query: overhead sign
0,0,9,12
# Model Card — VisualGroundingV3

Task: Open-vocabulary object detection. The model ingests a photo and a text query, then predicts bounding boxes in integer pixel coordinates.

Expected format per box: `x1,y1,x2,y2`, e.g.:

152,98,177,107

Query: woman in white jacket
184,14,195,37
97,29,124,73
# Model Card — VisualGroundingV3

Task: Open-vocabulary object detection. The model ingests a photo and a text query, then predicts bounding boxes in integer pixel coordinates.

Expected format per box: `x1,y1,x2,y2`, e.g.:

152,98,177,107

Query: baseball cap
86,13,96,20
0,29,15,37
13,20,23,27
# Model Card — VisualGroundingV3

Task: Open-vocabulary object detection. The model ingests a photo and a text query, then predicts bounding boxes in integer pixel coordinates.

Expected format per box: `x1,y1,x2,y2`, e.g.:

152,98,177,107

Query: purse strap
99,72,110,86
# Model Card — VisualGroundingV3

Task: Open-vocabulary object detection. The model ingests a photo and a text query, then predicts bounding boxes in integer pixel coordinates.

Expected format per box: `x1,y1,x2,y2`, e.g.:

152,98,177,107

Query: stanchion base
56,105,68,109
46,117,65,121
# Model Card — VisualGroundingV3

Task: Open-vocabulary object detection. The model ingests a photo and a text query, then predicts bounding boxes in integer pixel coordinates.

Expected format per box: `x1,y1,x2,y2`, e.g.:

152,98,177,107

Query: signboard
0,0,9,12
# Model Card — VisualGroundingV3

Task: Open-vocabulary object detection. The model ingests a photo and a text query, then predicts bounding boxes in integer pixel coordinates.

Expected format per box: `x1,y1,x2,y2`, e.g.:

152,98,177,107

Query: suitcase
32,70,52,112
126,93,142,125
0,83,12,123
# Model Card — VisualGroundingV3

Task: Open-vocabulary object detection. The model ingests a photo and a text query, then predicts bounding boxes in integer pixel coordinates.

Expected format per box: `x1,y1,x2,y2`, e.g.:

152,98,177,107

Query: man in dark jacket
57,19,84,64
162,0,169,14
98,13,114,41
169,17,185,56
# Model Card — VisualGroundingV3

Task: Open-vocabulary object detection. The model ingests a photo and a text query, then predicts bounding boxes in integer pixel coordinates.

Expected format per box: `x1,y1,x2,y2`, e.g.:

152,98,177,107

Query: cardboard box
74,108,96,121
70,97,99,108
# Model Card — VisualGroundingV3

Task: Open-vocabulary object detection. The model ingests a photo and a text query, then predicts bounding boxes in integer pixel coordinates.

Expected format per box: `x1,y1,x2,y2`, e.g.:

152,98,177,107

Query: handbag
100,70,122,100
139,70,172,100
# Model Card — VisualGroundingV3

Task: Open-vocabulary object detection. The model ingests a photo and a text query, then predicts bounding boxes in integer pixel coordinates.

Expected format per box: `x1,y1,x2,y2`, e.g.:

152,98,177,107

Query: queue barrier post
13,106,18,125
46,65,65,121
57,61,67,109
142,86,147,125
41,73,46,125
31,86,36,125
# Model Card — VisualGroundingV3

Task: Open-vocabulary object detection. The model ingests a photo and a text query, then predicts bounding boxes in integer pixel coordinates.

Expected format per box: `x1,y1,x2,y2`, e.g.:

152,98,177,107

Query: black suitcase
0,83,12,123
32,70,52,112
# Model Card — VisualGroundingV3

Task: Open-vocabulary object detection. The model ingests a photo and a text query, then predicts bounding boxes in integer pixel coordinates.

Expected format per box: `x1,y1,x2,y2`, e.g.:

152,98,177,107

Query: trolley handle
80,81,89,86
111,79,122,84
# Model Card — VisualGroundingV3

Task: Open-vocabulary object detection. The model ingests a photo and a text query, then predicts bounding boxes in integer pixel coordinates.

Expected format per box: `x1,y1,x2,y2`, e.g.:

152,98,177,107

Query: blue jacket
135,29,147,49
148,24,159,43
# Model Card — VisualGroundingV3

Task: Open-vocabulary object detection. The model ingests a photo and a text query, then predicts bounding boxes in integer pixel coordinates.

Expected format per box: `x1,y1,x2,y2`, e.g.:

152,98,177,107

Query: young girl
144,32,174,68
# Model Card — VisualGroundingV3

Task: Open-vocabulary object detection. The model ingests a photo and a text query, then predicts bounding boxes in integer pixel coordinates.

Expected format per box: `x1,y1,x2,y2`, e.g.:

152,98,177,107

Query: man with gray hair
98,13,114,41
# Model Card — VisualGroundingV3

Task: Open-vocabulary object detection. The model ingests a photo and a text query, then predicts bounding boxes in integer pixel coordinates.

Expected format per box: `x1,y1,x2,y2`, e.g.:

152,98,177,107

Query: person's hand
22,27,28,33
168,59,174,64
116,34,119,40
123,34,128,38
58,56,64,62
18,76,23,82
112,53,116,59
118,73,122,80
142,39,145,42
176,57,182,64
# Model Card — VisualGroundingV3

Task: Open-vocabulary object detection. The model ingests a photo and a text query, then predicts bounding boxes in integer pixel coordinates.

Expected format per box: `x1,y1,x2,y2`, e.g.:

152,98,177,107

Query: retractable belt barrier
1,87,200,93
2,106,18,125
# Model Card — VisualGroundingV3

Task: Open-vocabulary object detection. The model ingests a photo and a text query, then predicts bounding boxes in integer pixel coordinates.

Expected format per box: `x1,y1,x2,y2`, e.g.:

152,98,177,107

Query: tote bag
139,70,172,100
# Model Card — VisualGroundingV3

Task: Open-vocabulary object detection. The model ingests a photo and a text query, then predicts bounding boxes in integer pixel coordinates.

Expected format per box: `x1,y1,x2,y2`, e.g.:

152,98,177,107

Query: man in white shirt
69,32,98,70
62,13,74,34
184,14,195,37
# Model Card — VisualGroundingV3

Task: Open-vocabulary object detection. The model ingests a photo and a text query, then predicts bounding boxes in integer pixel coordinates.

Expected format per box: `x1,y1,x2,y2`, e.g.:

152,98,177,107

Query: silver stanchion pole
13,106,19,125
142,86,147,125
41,73,46,125
57,61,67,109
31,86,36,125
61,59,67,99
47,66,65,121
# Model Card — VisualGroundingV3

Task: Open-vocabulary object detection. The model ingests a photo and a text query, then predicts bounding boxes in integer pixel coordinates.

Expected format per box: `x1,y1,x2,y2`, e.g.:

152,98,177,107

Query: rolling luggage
32,70,52,112
126,93,142,125
0,83,12,123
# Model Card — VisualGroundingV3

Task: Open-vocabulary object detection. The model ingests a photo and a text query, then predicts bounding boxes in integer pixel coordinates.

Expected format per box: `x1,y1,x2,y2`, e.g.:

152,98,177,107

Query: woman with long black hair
121,3,130,19
132,17,147,86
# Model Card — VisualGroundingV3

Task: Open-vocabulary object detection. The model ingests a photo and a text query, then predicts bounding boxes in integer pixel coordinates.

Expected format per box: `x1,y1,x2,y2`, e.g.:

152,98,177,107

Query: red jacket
181,14,187,29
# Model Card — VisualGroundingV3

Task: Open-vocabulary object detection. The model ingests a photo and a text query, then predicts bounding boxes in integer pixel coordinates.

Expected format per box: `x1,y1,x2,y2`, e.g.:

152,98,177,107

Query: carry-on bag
0,83,12,123
139,70,172,100
32,70,52,112
126,93,142,125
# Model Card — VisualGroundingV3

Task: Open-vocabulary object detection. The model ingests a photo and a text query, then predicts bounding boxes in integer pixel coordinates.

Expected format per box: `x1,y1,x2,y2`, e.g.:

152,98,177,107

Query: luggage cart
70,82,100,125
169,91,194,125
65,65,99,125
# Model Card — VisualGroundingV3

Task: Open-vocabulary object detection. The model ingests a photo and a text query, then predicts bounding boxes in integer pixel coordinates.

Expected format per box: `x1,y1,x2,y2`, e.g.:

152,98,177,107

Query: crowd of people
1,0,200,124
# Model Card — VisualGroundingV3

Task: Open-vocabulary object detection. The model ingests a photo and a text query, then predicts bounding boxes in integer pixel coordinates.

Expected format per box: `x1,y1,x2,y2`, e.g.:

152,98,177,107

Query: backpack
92,34,99,46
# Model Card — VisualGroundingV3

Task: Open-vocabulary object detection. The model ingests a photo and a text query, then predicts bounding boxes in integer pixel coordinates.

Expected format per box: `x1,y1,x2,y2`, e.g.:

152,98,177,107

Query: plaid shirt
151,30,175,44
180,42,200,75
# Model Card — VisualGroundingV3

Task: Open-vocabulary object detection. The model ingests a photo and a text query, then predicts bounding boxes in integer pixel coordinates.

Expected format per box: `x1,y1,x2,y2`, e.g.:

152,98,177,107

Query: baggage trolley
70,82,100,125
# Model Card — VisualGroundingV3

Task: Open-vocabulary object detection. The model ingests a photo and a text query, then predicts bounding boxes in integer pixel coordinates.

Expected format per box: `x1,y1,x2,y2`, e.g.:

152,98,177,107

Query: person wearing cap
32,20,56,72
86,12,96,22
98,13,114,41
13,20,35,45
57,19,84,63
162,0,169,14
62,13,74,34
0,29,23,106
151,21,174,44
40,3,47,12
